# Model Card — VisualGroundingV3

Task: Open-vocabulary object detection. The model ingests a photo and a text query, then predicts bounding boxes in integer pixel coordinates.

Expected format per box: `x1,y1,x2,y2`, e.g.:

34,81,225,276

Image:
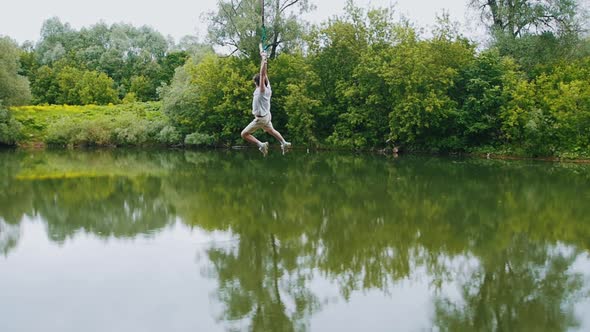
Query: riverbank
3,103,589,162
8,142,590,165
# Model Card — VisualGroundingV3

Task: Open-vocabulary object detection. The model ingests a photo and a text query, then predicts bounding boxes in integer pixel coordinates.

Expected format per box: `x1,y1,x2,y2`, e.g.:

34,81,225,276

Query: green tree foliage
184,132,215,147
26,18,189,104
308,5,475,150
207,0,313,59
52,66,119,105
158,51,189,86
470,0,580,37
470,0,583,73
30,65,60,104
500,57,590,156
0,108,23,145
163,54,256,144
306,3,367,143
129,75,152,101
0,36,31,106
160,61,202,135
454,50,520,147
269,53,320,145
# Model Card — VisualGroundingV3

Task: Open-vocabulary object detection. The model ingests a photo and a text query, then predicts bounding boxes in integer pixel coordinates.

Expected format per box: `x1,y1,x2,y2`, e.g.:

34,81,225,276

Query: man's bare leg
242,132,262,146
264,127,286,145
242,131,268,155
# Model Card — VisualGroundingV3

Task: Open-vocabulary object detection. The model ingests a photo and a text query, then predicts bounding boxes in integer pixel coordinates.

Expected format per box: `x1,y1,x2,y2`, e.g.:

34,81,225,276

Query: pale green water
1,149,590,332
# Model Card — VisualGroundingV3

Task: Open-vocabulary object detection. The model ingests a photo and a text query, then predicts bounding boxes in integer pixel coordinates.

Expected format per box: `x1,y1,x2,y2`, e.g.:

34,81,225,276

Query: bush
45,117,111,146
185,132,215,147
157,125,182,145
11,102,170,145
500,58,590,157
45,118,80,146
43,106,176,147
0,108,23,145
111,113,150,146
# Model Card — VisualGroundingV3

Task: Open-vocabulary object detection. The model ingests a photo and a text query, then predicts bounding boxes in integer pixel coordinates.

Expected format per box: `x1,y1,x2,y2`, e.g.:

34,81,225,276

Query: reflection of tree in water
0,219,20,256
0,150,33,225
180,153,590,331
31,176,175,242
205,233,319,332
434,235,585,332
2,149,590,330
0,150,178,244
177,152,321,331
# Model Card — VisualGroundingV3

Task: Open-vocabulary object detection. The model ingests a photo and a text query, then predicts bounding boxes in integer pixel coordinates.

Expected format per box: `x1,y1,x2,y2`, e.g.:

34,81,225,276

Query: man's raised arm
259,51,268,93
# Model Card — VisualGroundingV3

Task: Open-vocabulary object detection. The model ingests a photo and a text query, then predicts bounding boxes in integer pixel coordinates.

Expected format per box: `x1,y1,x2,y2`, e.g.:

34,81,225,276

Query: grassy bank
8,102,182,147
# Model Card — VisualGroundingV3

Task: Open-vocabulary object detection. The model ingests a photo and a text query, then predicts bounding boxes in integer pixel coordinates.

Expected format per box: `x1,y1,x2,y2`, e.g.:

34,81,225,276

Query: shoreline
7,141,590,164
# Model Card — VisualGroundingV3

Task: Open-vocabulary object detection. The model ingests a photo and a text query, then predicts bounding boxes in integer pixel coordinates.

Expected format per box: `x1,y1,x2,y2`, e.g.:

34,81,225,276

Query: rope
262,27,268,51
260,0,270,52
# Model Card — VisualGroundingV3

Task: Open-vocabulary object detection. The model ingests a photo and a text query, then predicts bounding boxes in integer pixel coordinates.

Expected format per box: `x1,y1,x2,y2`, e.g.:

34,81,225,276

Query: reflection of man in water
240,51,291,155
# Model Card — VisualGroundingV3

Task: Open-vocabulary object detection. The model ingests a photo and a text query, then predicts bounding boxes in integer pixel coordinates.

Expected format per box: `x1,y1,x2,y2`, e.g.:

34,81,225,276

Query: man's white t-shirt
252,83,272,117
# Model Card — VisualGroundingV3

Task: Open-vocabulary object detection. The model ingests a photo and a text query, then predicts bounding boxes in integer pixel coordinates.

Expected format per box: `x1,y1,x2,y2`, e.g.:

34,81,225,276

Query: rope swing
259,0,269,53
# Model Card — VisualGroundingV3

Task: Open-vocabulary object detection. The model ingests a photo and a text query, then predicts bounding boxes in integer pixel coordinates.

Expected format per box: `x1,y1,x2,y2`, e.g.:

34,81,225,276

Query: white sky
0,0,484,44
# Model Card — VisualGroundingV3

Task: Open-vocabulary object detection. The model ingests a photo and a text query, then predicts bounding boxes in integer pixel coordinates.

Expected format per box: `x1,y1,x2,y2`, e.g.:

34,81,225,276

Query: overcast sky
1,0,483,44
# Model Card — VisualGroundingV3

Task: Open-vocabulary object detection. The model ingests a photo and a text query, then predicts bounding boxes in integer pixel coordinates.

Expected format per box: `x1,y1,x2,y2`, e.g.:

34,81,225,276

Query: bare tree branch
220,48,240,58
280,0,299,14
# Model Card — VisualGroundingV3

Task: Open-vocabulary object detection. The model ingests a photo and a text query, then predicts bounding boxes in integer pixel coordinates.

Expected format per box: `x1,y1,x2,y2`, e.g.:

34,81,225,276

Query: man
240,51,291,155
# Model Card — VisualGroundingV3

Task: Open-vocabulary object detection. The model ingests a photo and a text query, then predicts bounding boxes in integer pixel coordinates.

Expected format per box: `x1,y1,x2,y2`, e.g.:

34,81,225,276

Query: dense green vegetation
18,18,196,104
0,0,589,157
10,103,179,147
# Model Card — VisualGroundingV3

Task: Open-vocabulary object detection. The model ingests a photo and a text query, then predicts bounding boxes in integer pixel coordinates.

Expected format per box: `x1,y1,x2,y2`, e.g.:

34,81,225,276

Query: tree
207,0,313,59
306,2,371,143
470,0,584,73
129,75,152,101
29,18,181,104
53,66,118,105
162,53,255,142
55,66,83,104
36,17,78,64
78,70,119,104
0,36,31,106
454,50,519,147
470,0,581,37
30,65,59,104
158,51,189,87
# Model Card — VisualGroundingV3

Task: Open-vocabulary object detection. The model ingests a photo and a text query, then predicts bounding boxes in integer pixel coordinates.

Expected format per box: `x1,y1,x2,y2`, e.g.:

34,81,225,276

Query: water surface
1,149,590,331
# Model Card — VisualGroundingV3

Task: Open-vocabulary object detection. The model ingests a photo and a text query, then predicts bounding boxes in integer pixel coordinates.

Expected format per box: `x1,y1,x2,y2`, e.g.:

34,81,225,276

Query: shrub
122,92,138,104
0,108,23,145
45,108,171,146
500,58,590,156
157,125,182,145
185,132,215,147
45,118,80,146
111,113,150,146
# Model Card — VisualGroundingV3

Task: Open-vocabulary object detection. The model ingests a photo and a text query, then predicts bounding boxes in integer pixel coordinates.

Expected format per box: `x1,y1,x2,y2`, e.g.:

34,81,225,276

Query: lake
1,148,590,332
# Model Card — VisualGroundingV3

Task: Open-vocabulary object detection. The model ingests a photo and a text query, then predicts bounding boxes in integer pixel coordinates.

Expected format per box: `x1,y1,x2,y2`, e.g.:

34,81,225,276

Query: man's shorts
241,113,274,135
